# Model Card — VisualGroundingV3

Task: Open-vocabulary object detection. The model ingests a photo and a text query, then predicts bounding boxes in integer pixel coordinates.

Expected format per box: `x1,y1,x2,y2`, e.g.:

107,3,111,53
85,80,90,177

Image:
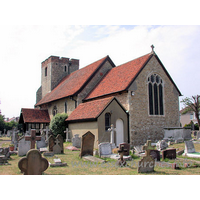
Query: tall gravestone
138,140,155,173
48,134,64,153
18,136,31,156
80,131,95,158
72,134,81,148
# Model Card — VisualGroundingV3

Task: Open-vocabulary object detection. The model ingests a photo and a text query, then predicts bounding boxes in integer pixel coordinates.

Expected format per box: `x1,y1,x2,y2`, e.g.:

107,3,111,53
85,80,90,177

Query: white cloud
0,25,200,117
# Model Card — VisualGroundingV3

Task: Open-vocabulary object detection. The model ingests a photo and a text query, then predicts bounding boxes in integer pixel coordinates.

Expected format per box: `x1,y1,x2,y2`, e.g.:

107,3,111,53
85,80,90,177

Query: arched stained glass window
148,74,164,115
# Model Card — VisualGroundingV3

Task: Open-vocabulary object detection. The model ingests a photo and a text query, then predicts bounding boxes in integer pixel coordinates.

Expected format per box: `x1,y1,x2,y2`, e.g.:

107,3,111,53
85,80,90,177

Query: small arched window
148,74,164,115
53,106,57,116
105,113,111,131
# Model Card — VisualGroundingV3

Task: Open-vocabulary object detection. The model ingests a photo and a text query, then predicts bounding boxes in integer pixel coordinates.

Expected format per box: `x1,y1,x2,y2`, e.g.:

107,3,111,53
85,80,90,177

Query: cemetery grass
1,139,200,175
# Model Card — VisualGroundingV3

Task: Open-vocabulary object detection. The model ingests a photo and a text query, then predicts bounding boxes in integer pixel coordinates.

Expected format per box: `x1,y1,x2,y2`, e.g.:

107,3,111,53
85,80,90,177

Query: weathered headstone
48,135,55,152
117,146,128,166
53,139,62,154
138,140,155,173
119,143,130,156
150,149,160,161
56,134,64,153
134,145,144,154
185,141,195,154
25,129,41,149
11,128,19,150
72,134,81,148
0,131,2,137
156,140,168,151
162,148,176,160
18,136,31,156
0,147,10,165
50,158,67,167
36,135,47,149
18,149,49,175
80,131,95,158
64,128,71,142
98,142,112,157
197,131,200,140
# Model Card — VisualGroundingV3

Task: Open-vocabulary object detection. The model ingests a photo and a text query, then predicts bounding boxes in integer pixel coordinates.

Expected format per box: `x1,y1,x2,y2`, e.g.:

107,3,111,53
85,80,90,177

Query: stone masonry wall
127,55,180,146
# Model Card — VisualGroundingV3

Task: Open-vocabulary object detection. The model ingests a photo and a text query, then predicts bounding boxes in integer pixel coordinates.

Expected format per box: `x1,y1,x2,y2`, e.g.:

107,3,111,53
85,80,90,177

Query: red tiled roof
85,53,152,100
19,108,50,123
66,97,114,122
36,56,111,106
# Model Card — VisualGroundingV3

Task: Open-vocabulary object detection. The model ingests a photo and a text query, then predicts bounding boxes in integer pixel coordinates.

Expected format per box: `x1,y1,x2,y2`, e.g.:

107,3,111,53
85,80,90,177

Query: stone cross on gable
142,140,154,156
108,124,116,148
25,129,42,149
64,128,71,142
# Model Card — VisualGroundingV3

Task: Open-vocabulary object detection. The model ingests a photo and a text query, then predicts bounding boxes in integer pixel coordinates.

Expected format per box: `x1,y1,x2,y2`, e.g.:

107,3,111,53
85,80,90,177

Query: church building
20,46,182,148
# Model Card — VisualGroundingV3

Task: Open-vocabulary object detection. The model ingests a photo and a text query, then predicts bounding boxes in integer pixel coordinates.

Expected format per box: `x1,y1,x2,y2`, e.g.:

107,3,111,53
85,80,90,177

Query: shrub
49,113,68,139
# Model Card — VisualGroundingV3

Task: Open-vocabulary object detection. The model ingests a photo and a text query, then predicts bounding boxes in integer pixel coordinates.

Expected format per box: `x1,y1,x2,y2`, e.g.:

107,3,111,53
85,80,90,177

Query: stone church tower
36,56,79,104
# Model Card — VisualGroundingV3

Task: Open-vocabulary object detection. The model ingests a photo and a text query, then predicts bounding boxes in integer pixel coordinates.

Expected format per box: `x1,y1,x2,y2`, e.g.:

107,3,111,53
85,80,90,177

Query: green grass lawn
1,137,200,175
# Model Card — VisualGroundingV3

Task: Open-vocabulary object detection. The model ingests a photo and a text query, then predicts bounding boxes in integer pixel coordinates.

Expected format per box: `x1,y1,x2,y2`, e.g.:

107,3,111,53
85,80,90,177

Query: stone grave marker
36,135,47,149
18,149,49,175
197,131,200,140
0,131,2,137
150,149,160,161
185,141,195,154
98,142,112,157
56,134,64,153
11,128,19,150
49,157,67,167
119,143,130,156
53,139,62,154
25,129,41,149
117,146,128,166
72,134,81,148
18,136,31,156
80,131,95,158
48,135,55,152
138,140,155,173
0,147,10,164
7,130,11,137
156,140,168,151
64,128,71,142
43,126,50,142
162,148,176,160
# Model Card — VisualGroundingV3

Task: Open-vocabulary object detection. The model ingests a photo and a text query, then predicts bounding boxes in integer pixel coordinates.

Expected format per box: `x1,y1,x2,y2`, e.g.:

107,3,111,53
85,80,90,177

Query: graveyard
1,131,200,175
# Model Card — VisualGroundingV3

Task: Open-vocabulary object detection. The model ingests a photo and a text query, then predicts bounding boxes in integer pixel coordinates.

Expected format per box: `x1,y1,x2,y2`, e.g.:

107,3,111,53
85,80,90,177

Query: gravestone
98,142,112,157
0,131,2,137
117,146,128,166
50,158,67,167
56,134,64,153
150,149,160,161
25,129,41,149
138,140,155,173
80,131,95,158
64,128,71,142
185,141,195,154
43,126,50,142
156,140,168,151
18,136,31,156
162,148,176,160
11,128,19,150
18,149,49,175
197,131,200,140
36,135,47,149
0,147,10,164
7,130,11,137
72,134,81,148
134,145,144,154
48,135,55,152
53,139,62,154
119,143,130,156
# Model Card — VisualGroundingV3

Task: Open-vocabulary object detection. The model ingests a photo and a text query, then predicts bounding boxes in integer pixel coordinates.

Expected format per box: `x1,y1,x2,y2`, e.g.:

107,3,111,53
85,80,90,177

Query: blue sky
0,0,200,118
0,25,200,118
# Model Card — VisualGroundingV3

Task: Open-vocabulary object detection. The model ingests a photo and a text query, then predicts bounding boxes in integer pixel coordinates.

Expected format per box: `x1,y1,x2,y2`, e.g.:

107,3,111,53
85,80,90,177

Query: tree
181,95,200,130
49,113,68,139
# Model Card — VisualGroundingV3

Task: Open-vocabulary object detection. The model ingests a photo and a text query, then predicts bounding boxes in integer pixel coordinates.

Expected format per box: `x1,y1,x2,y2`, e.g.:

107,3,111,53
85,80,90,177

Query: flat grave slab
82,155,105,163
